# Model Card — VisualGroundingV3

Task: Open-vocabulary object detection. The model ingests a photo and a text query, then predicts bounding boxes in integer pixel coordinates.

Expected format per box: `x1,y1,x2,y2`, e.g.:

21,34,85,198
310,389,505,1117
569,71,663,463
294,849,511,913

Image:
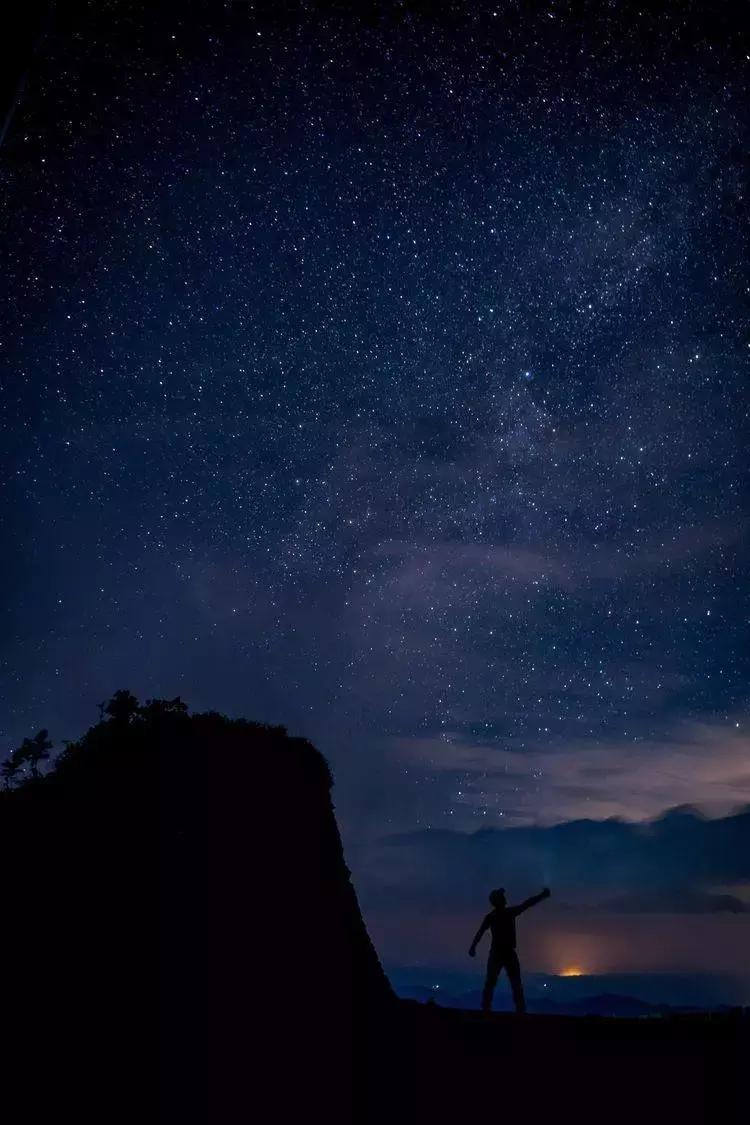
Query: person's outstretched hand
468,946,476,958
542,887,551,898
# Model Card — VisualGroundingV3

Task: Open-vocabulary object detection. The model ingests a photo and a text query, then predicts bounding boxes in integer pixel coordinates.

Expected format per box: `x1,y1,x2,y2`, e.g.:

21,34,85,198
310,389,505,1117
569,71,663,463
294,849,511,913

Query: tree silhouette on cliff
2,729,53,786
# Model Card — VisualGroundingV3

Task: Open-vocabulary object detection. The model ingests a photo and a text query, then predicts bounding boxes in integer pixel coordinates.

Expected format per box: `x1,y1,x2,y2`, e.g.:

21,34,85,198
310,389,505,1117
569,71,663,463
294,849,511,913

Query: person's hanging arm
511,887,551,917
468,914,491,958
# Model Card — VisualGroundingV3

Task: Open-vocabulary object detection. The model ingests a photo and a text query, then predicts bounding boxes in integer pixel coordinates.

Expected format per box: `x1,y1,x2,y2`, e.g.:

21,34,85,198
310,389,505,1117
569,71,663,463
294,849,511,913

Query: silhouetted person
469,887,550,1013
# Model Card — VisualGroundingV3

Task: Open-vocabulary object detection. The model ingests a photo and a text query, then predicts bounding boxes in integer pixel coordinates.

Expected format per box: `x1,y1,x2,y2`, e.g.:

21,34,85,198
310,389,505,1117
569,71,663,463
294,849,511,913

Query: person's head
489,888,506,908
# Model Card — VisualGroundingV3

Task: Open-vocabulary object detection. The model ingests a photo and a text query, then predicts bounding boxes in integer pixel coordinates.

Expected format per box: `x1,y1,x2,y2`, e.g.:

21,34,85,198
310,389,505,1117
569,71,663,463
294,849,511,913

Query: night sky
2,2,748,995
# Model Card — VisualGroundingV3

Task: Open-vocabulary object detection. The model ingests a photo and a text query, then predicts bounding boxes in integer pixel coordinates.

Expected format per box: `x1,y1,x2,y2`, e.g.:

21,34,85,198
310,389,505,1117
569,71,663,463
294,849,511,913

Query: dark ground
399,1002,744,1124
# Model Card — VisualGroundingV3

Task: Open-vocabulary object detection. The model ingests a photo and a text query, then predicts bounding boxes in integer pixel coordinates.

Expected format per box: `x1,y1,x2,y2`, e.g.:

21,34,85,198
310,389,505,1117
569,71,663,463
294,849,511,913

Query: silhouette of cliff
2,696,396,1121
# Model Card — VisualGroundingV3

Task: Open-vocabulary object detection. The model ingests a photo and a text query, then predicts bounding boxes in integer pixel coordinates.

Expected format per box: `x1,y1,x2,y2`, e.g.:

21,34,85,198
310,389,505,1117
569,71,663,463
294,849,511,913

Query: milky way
1,2,748,976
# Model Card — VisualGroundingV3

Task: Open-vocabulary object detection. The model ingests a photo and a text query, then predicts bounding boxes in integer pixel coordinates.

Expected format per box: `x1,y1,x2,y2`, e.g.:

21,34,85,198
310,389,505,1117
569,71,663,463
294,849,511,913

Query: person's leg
505,951,526,1014
481,952,501,1012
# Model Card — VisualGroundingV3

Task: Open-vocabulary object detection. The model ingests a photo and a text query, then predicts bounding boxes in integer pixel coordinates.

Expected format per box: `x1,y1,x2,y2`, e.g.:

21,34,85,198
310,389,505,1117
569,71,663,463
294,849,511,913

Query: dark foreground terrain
2,696,743,1123
402,1002,743,1123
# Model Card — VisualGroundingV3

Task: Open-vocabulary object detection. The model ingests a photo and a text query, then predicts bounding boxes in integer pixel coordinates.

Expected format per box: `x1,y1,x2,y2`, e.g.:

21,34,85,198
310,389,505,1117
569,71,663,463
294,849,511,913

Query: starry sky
2,2,748,992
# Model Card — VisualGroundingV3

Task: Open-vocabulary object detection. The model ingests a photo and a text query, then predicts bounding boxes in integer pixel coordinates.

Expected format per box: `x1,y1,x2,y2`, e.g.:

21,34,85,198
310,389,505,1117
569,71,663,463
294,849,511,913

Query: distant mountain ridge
395,983,741,1018
389,965,747,1010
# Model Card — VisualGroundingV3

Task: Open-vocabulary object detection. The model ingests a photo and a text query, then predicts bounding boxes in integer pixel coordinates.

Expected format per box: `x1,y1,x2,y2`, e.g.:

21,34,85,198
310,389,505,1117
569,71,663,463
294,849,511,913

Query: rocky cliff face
2,704,395,1122
159,713,396,1121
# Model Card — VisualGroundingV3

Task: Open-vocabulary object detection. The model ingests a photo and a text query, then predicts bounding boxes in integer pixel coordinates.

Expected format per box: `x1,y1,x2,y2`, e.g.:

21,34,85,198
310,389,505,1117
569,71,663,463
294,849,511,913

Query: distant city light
559,967,584,977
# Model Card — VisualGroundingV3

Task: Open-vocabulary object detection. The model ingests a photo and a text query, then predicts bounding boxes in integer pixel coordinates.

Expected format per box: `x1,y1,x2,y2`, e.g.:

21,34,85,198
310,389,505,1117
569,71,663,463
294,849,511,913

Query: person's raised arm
512,887,551,916
468,915,490,957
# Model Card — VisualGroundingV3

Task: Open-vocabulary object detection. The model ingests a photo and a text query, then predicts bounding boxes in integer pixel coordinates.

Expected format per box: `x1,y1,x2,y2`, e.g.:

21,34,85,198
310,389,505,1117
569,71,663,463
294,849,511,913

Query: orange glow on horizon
558,967,584,977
